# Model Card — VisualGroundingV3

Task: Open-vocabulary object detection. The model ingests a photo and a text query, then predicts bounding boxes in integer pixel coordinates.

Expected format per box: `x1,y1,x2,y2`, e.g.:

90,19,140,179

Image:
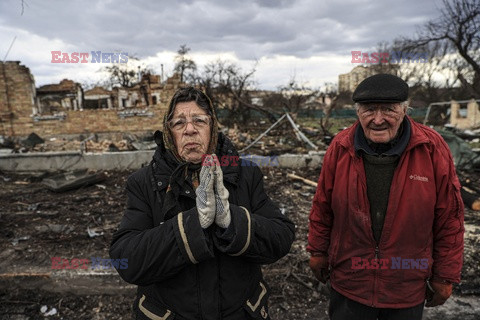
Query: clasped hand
196,154,231,229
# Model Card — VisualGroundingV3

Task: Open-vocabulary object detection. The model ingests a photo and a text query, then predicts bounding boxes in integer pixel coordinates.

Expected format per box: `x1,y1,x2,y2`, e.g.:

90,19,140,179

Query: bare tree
318,81,339,137
259,77,323,124
398,0,480,97
277,77,319,114
262,78,338,136
20,0,28,15
371,40,452,103
174,45,197,84
196,59,277,123
102,56,152,88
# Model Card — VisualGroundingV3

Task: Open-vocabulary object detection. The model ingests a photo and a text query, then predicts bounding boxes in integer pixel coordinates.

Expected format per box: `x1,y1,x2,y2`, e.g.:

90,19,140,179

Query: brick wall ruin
450,99,480,129
0,61,183,138
29,106,169,137
0,61,36,137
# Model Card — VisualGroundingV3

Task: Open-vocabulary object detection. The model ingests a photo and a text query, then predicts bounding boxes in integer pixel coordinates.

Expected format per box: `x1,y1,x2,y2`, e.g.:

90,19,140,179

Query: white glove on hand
212,155,231,229
196,161,216,229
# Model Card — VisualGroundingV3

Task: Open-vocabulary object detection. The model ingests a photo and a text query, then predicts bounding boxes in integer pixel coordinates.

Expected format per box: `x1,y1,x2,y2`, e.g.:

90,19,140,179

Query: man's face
357,103,406,143
169,101,211,163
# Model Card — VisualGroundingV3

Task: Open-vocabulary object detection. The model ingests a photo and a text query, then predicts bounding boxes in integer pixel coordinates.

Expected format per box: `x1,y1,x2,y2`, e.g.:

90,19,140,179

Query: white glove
196,161,216,229
212,154,231,229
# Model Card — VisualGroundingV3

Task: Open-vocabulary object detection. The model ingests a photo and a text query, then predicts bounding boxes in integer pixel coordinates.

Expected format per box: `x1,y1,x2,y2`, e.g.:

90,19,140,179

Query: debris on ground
41,170,106,192
131,141,157,150
22,132,45,148
1,119,339,156
0,167,479,319
439,130,480,170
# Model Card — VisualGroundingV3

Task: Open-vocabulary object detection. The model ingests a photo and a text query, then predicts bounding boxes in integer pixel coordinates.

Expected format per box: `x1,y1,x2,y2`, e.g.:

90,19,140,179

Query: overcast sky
0,0,442,90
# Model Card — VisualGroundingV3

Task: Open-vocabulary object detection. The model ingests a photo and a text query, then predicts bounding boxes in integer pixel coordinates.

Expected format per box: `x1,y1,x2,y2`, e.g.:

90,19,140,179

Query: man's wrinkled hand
196,157,216,229
309,255,330,284
425,281,452,307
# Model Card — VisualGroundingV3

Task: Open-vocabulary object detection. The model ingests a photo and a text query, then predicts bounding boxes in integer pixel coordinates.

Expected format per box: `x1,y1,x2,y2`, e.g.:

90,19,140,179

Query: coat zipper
217,253,222,320
372,246,379,307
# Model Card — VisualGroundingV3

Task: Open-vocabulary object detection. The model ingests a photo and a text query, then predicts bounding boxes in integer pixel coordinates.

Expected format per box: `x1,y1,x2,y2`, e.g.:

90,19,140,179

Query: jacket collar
354,117,411,157
338,116,430,158
152,131,240,186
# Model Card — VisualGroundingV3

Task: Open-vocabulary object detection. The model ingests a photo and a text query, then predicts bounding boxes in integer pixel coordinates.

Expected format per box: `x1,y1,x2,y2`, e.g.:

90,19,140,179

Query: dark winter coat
110,132,295,320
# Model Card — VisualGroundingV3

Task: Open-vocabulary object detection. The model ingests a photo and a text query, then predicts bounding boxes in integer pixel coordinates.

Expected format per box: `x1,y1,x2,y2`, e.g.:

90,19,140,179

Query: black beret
352,74,408,103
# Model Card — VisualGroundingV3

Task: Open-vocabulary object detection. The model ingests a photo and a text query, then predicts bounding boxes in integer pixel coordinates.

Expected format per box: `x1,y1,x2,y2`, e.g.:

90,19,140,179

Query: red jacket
307,117,464,308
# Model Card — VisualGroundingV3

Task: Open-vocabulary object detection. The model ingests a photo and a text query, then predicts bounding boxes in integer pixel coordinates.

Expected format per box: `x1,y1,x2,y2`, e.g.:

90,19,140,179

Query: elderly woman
110,87,295,320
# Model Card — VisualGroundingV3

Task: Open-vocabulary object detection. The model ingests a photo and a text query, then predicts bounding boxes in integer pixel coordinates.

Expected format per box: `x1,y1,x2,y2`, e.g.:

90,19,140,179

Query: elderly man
110,87,295,320
307,74,464,320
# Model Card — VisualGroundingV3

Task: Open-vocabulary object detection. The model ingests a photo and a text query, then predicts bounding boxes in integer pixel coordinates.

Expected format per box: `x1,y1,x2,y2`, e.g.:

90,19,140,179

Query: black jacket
110,133,295,320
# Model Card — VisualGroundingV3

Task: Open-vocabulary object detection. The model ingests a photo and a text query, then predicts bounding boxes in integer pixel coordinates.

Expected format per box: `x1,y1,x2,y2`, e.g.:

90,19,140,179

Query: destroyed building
84,86,112,109
84,74,170,110
0,61,184,137
338,65,401,93
338,66,378,93
450,99,480,129
36,79,83,114
0,61,37,137
112,73,167,109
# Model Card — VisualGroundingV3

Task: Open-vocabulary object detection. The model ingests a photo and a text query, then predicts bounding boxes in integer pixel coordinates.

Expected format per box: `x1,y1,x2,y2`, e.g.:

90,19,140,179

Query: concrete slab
0,151,326,172
0,151,154,172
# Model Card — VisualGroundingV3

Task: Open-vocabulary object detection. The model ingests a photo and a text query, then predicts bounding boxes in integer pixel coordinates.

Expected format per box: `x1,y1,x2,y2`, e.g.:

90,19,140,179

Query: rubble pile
0,116,336,155
0,167,479,319
224,122,325,155
0,133,157,153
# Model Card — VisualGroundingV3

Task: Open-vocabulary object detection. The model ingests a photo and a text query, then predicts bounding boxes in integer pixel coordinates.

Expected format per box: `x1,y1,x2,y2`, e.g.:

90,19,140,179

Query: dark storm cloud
1,0,439,59
0,0,441,88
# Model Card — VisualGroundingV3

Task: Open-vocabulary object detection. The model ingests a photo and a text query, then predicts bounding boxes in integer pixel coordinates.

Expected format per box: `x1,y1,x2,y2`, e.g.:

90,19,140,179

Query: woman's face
169,101,211,163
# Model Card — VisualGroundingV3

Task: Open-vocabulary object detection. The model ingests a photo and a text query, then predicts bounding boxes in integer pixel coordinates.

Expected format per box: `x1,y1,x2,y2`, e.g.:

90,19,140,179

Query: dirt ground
0,166,479,319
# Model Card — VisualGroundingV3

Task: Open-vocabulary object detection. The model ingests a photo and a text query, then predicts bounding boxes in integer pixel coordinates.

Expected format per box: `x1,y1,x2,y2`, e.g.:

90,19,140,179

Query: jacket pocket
243,281,270,320
137,294,175,320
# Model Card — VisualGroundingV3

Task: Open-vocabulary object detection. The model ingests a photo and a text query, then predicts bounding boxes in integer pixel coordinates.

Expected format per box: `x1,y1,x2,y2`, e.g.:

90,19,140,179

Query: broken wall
20,105,169,137
36,79,83,114
0,62,184,137
450,99,480,129
0,61,36,136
